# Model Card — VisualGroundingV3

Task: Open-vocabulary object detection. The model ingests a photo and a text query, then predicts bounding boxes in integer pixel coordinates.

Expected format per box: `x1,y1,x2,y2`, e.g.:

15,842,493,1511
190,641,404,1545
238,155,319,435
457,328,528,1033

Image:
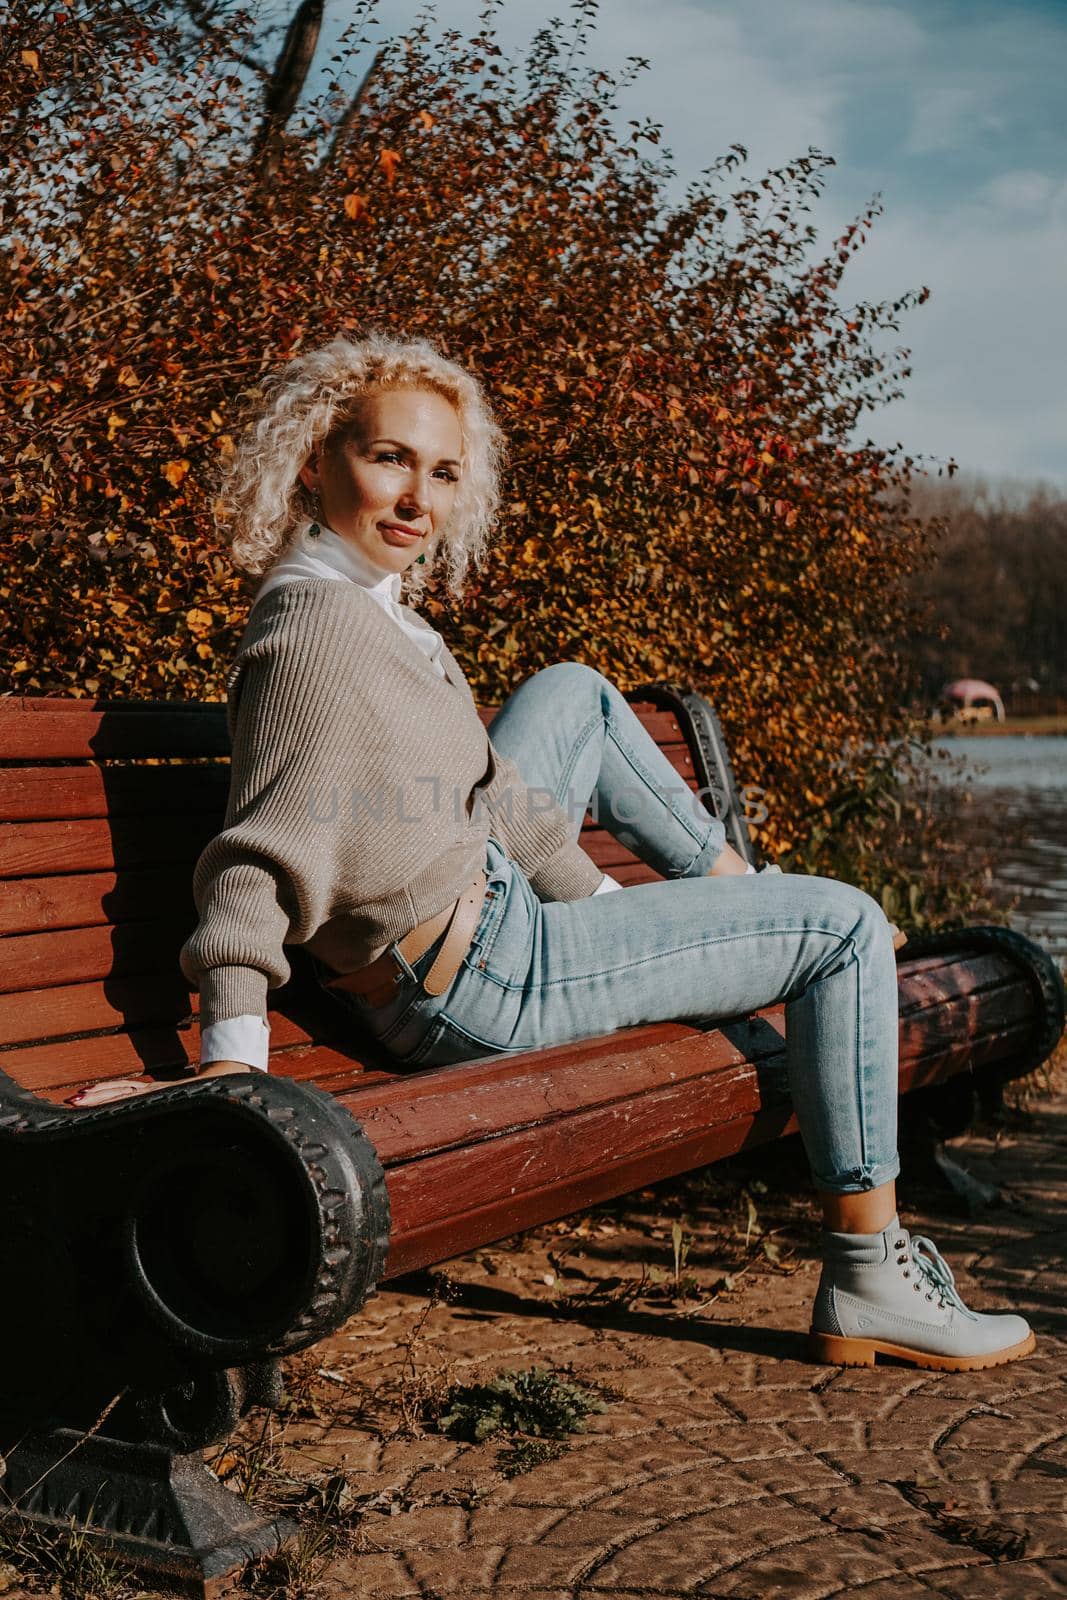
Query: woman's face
297,386,463,575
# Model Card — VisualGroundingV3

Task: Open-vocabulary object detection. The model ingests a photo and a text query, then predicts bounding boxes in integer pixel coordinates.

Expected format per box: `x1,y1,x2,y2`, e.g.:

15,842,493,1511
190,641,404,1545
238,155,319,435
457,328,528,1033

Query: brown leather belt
322,870,489,1008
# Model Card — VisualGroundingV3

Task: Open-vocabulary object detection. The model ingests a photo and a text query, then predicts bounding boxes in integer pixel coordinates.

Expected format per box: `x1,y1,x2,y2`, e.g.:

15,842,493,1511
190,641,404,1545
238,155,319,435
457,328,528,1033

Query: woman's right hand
66,1059,255,1108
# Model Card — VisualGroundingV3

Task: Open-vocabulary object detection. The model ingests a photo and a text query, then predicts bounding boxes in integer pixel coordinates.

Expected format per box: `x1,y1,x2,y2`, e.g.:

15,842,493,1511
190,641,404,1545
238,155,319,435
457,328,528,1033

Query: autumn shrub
0,0,991,928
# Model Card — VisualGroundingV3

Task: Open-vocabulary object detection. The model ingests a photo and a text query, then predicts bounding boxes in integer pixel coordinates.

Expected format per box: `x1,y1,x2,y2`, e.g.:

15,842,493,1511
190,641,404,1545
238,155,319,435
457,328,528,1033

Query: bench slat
0,815,219,878
0,867,195,938
0,764,229,822
0,698,230,759
0,697,684,762
377,1014,1037,1278
0,919,195,994
341,978,1034,1163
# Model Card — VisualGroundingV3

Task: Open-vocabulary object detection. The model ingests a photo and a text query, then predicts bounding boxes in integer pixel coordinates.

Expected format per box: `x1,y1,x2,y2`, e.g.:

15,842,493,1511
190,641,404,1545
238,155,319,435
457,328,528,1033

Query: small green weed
435,1365,608,1444
496,1437,569,1478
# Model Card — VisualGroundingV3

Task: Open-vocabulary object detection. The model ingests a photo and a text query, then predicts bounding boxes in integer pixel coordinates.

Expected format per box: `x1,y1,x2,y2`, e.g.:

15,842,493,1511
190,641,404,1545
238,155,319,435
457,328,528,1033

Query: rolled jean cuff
679,819,728,877
810,1151,902,1195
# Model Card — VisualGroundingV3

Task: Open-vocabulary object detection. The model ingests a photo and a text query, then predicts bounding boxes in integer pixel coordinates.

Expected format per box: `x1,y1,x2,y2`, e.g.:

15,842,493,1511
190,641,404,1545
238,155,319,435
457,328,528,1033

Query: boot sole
808,1327,1036,1372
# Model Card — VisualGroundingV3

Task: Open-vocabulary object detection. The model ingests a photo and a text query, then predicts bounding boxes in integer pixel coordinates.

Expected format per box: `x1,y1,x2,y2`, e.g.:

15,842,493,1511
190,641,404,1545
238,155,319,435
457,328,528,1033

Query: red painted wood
0,866,197,938
0,764,229,823
0,697,229,760
0,814,220,879
377,1019,1036,1278
0,918,197,995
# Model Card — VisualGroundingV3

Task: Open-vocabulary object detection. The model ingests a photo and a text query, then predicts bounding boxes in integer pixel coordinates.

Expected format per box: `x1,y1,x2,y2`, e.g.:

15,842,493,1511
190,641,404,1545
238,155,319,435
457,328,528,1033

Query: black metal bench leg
0,1362,293,1597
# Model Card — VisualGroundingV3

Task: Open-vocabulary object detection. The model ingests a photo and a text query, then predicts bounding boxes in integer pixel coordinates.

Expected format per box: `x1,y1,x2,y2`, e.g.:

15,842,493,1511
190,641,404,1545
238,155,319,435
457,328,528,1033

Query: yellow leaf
850,525,869,545
162,458,190,488
106,412,127,440
212,1450,241,1481
21,49,39,72
759,451,775,465
185,607,214,634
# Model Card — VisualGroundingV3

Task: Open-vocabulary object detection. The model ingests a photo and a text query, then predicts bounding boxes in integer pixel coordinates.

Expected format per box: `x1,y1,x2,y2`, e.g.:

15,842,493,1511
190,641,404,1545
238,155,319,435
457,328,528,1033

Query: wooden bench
0,687,1062,1596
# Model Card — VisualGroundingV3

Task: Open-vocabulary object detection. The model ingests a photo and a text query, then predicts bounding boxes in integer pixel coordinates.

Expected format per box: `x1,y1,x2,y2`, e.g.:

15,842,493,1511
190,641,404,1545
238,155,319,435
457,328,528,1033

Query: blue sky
282,0,1067,491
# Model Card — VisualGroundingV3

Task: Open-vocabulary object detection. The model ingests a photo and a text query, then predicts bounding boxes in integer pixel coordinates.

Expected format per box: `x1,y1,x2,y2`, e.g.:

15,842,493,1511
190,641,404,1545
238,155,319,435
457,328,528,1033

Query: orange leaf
418,109,434,131
379,148,401,184
21,49,40,72
343,192,368,221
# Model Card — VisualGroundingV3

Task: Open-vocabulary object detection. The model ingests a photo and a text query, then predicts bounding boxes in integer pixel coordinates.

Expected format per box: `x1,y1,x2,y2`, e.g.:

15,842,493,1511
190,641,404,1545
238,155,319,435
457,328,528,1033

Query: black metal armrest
0,1067,390,1433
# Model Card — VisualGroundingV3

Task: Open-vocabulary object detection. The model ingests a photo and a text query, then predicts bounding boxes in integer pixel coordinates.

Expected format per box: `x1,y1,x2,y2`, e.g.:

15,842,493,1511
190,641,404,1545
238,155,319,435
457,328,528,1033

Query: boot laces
906,1233,977,1319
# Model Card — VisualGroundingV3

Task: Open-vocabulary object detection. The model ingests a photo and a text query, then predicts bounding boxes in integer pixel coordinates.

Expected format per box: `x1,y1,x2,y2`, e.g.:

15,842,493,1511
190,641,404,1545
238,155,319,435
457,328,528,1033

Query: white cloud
979,169,1063,214
835,195,1067,486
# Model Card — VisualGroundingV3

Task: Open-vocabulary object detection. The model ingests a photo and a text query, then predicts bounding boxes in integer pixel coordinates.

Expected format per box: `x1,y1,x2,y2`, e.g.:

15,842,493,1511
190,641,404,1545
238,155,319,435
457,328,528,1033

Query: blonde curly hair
213,331,506,606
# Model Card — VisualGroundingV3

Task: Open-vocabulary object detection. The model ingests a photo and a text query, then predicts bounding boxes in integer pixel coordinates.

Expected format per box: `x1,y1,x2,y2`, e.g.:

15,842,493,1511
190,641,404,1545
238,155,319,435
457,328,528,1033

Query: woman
72,332,1035,1374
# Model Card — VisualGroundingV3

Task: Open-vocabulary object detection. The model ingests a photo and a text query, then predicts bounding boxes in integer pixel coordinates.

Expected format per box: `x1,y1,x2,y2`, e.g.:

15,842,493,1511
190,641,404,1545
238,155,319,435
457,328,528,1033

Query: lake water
925,736,1067,961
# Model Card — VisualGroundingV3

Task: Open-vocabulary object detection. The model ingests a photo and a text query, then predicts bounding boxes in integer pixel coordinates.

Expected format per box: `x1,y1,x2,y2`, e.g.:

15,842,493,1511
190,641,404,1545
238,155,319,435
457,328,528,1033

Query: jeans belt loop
323,869,489,1004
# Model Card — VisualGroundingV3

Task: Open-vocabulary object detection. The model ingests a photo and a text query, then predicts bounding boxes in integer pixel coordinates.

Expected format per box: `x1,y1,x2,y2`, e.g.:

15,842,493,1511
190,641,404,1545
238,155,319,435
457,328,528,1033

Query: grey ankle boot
809,1214,1036,1371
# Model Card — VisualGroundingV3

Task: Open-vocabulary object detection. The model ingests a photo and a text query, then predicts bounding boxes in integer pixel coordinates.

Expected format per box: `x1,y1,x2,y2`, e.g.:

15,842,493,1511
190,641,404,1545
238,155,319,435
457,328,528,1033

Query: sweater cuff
197,965,270,1032
526,837,607,901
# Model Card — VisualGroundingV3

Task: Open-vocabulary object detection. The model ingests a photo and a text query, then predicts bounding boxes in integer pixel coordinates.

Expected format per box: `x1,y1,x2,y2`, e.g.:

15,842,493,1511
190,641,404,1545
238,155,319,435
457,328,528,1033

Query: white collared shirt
253,518,450,677
200,519,626,1072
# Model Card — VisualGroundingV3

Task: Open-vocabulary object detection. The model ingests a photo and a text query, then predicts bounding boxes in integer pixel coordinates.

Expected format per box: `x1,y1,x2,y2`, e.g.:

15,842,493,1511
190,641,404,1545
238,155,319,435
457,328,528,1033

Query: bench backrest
0,690,738,1102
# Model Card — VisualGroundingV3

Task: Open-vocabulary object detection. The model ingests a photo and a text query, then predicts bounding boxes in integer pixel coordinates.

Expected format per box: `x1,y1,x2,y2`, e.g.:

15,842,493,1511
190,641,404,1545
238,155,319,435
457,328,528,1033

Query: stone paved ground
214,1050,1067,1600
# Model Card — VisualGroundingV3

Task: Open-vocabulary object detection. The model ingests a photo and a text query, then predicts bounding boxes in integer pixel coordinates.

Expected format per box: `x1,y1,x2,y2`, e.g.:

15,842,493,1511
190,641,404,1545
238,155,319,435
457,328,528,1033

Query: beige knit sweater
179,579,606,1029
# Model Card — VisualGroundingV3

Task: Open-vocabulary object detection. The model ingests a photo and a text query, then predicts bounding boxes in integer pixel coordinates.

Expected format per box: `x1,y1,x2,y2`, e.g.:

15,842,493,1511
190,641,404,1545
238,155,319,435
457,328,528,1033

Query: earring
308,488,324,537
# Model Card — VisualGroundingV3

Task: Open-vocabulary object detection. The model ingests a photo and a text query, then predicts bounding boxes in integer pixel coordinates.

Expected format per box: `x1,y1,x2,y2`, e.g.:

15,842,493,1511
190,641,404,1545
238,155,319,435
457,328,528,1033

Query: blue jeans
312,662,901,1194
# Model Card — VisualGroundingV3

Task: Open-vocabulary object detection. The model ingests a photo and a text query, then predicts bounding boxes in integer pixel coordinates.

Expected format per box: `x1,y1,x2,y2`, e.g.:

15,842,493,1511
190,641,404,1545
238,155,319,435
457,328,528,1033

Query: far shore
931,714,1067,738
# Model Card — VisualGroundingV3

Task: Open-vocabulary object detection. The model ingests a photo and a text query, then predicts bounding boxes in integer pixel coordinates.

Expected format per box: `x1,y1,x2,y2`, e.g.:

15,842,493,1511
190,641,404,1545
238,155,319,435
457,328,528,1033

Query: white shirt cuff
593,872,624,894
200,1014,270,1072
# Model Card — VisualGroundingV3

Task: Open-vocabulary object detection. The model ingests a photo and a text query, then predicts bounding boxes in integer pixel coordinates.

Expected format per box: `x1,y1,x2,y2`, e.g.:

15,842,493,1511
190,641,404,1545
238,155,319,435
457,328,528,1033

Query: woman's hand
65,1059,254,1109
